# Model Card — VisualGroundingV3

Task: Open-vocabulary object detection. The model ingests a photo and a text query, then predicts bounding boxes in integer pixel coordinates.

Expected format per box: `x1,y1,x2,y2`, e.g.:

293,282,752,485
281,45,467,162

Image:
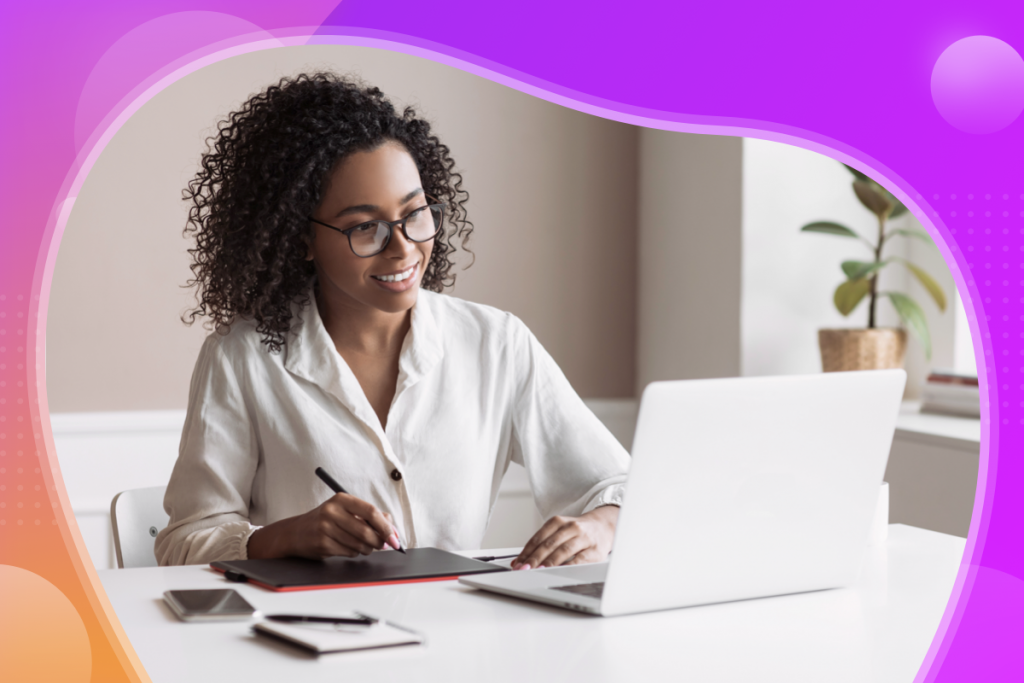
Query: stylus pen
315,466,407,554
266,614,377,626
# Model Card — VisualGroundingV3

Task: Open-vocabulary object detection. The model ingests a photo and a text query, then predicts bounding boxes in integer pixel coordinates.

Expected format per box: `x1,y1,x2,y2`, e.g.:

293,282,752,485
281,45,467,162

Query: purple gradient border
1,2,1020,680
56,28,1007,677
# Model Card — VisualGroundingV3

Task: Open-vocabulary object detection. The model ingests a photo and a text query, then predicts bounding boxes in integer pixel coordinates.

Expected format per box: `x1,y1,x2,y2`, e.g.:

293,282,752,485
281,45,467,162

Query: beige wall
47,46,639,412
636,131,743,392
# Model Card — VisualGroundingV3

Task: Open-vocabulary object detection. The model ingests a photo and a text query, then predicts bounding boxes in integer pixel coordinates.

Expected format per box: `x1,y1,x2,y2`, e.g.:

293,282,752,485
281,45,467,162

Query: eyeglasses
309,199,445,258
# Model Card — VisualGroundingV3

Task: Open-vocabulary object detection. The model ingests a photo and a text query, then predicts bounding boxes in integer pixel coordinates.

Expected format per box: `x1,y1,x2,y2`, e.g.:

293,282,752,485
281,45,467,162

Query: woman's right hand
247,493,400,560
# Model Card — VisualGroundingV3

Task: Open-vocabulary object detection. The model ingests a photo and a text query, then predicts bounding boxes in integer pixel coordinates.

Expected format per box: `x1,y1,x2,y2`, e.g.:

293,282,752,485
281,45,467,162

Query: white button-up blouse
155,290,630,566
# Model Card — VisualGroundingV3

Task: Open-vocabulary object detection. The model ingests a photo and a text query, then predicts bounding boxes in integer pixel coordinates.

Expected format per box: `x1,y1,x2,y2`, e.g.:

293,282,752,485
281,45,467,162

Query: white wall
51,411,185,569
741,138,969,394
953,290,979,376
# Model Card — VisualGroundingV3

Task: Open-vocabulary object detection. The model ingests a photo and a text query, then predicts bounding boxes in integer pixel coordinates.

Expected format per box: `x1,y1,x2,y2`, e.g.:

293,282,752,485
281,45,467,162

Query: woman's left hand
512,505,619,570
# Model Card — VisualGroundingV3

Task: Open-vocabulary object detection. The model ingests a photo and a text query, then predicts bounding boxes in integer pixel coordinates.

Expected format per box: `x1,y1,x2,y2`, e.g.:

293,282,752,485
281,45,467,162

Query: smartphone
163,589,258,622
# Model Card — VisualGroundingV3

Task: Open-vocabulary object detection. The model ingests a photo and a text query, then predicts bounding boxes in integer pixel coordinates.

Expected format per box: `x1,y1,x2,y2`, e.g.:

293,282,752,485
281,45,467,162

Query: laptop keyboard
551,581,605,599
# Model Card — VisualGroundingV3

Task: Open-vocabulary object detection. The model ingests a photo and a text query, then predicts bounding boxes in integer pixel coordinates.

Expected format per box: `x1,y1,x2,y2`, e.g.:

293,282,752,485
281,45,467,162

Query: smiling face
308,141,435,317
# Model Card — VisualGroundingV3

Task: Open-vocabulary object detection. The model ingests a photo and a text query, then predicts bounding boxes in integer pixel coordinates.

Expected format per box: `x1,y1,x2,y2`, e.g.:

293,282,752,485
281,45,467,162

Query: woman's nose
384,224,417,257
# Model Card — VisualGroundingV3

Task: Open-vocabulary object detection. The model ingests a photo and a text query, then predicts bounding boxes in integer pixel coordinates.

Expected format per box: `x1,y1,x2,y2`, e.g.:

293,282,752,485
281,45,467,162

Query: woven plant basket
818,328,907,372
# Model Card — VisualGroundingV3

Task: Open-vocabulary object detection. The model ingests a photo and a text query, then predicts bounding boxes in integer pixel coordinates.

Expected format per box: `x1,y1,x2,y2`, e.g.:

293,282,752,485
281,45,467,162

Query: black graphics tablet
211,547,508,591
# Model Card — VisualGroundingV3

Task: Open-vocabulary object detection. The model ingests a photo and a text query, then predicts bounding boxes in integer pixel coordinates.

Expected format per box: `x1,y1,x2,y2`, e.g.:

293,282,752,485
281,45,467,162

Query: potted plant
801,163,947,372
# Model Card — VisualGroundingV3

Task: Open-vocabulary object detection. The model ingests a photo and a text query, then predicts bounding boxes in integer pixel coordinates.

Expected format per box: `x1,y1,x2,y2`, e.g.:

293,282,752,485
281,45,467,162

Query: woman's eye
351,222,378,233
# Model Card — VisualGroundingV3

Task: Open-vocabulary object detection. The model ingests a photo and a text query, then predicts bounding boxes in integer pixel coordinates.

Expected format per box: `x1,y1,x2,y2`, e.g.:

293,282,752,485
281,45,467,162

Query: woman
155,72,629,571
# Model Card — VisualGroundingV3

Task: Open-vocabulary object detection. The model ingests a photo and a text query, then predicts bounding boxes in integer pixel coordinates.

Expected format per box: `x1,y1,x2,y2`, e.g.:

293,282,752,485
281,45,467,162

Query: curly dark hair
182,72,472,352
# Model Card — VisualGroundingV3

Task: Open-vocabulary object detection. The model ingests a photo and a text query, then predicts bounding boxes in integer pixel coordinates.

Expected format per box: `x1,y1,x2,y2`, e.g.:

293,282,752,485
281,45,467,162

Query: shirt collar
283,291,445,426
396,290,444,394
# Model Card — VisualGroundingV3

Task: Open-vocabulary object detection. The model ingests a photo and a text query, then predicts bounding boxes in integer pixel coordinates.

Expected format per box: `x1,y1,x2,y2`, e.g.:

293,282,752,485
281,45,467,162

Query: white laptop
460,370,906,617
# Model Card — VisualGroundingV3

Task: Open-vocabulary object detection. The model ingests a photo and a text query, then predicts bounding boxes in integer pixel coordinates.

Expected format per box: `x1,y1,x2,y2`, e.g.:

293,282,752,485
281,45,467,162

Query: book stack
920,370,980,418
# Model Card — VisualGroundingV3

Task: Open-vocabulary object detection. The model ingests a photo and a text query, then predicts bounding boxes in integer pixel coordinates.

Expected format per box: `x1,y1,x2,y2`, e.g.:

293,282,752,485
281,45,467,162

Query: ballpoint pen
315,466,407,554
266,614,378,626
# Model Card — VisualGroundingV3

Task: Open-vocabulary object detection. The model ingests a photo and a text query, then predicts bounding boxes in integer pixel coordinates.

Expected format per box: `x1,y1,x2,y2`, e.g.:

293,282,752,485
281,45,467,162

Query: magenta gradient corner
0,1,1021,681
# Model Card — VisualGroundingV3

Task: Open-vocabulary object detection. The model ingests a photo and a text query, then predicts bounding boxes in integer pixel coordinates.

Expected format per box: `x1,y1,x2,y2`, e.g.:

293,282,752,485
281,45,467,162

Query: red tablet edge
210,564,482,592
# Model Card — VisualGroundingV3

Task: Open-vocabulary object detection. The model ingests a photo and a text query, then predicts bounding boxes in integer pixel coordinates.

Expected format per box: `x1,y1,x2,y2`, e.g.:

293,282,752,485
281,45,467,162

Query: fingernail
388,533,400,550
538,565,547,569
520,564,532,571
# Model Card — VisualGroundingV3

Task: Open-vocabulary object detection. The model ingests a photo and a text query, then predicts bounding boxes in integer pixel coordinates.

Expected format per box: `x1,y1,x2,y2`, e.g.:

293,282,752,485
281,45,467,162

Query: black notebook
211,548,508,591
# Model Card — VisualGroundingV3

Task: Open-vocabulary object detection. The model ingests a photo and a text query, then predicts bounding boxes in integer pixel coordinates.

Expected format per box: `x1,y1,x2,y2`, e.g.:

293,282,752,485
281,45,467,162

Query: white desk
99,524,964,683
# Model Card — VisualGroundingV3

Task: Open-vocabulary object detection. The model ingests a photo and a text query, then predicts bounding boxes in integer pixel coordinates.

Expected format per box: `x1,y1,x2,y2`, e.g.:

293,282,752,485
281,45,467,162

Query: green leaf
852,179,893,219
903,261,947,311
841,259,889,280
840,161,909,216
889,200,910,217
801,222,863,239
886,228,933,245
886,292,931,359
834,278,872,316
875,186,909,218
842,163,870,181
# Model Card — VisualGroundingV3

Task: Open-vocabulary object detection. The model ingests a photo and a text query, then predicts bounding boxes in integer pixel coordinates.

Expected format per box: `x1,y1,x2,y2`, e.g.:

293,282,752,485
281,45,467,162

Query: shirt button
391,469,403,481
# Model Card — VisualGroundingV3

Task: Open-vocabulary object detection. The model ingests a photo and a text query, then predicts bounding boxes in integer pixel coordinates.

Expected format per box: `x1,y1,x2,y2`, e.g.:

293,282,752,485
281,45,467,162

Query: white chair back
110,486,169,569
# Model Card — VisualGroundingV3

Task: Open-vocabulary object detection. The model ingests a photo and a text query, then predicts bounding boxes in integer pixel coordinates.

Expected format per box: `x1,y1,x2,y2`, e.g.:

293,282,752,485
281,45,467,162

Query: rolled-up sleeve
507,316,630,519
154,335,261,565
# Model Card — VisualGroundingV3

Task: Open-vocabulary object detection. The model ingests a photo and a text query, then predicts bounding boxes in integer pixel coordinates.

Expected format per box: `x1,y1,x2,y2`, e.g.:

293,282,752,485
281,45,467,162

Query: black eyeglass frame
308,198,446,258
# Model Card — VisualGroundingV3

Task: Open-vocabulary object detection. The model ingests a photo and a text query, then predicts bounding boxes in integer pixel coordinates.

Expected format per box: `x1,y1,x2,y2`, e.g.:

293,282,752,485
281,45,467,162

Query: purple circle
931,36,1024,134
